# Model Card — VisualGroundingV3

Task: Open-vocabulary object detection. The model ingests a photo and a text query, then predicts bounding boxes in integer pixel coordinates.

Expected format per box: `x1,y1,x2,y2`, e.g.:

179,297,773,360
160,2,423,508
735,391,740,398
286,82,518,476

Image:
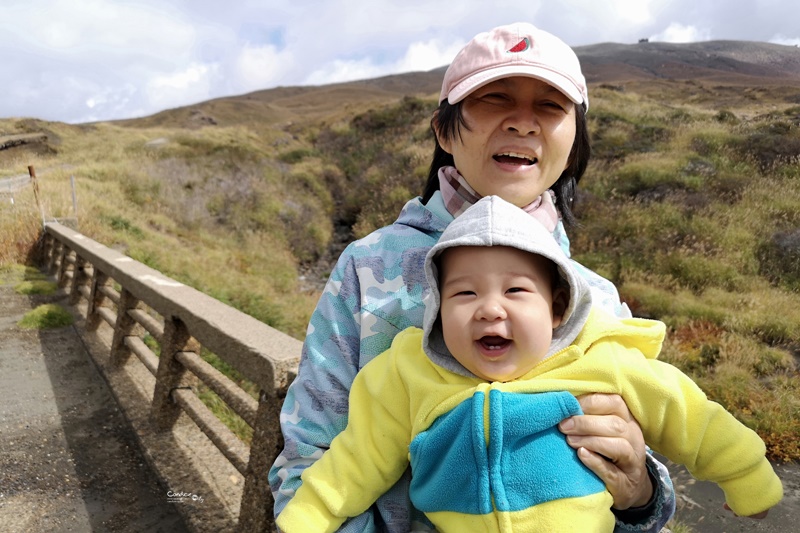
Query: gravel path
0,280,187,533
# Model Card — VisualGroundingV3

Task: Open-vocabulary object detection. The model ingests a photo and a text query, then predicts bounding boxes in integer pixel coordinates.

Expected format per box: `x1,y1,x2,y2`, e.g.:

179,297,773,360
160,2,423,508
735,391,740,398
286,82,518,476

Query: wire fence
0,174,31,195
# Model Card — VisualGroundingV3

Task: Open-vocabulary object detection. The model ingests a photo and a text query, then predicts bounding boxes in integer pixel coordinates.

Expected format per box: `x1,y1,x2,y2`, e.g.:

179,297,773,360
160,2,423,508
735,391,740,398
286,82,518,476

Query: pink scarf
437,166,559,231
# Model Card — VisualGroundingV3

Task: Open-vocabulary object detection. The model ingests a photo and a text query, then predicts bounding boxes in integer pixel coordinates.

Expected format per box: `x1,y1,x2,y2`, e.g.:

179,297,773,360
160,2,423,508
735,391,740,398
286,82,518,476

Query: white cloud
234,44,293,92
650,23,712,43
303,58,382,86
146,63,218,111
2,0,800,123
20,0,197,61
395,39,467,72
304,38,465,86
769,34,800,46
578,0,666,26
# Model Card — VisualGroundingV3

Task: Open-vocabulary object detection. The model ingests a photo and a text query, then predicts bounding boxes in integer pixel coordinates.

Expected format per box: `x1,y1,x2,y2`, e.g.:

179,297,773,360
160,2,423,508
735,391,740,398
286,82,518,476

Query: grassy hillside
1,58,799,463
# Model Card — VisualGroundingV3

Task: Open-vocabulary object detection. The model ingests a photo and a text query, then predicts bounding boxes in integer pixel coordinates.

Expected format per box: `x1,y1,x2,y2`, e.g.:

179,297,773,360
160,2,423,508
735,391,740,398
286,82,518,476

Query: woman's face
437,76,577,207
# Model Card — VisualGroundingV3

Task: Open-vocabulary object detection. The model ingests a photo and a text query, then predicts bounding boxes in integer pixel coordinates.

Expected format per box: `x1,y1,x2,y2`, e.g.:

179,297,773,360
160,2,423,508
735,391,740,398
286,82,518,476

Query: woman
269,22,675,532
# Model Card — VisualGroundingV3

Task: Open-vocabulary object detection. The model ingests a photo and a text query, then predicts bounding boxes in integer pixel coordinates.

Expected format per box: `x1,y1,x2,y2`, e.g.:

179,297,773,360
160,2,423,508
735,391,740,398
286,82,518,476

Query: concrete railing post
151,317,199,431
110,289,145,366
86,271,111,332
238,389,285,533
68,255,89,305
41,234,54,268
48,239,61,274
55,246,69,286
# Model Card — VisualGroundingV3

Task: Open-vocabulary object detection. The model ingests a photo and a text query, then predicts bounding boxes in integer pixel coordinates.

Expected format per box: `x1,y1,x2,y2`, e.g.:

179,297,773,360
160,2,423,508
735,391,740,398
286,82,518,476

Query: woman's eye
542,101,566,111
481,92,510,103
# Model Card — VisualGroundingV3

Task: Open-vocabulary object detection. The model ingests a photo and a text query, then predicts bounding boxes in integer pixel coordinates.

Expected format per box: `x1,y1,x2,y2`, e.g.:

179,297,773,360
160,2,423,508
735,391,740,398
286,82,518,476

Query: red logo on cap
507,38,530,53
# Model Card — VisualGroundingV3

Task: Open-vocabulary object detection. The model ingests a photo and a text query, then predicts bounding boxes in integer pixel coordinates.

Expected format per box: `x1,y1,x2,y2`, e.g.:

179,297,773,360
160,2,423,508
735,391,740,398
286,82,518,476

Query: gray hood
422,195,592,377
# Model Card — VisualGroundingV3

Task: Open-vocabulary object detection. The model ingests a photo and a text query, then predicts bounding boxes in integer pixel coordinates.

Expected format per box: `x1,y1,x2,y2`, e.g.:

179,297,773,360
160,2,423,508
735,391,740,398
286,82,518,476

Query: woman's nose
504,106,540,136
475,298,507,321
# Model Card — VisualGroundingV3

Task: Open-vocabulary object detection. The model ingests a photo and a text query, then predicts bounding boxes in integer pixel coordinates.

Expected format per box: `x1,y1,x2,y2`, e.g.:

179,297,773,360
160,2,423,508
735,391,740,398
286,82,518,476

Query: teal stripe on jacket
409,391,605,514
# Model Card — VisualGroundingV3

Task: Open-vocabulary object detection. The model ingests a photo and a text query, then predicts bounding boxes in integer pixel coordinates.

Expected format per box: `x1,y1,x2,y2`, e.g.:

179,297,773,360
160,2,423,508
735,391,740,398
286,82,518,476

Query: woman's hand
558,393,652,510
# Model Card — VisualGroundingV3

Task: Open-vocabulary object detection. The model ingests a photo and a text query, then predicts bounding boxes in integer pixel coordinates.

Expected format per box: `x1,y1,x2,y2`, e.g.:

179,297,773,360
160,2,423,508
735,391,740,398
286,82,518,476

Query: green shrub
612,164,696,198
312,96,434,229
278,148,318,164
18,304,74,329
729,132,800,172
0,265,46,284
589,110,671,159
757,229,800,290
690,131,734,157
107,215,144,238
662,253,743,292
351,96,432,132
122,174,161,206
14,280,58,295
714,109,738,124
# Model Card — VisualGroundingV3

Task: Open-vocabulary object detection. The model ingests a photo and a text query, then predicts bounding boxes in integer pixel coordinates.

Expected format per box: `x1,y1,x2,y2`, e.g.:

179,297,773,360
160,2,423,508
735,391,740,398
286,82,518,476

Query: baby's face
438,245,562,382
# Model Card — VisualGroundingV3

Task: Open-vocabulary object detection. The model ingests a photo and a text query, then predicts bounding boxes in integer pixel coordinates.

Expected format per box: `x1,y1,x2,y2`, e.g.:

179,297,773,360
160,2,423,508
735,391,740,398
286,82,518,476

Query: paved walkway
0,278,188,532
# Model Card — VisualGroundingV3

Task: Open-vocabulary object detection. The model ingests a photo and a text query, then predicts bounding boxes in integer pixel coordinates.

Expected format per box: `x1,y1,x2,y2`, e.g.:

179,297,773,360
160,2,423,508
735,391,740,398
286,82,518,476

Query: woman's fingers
577,392,635,420
559,393,652,509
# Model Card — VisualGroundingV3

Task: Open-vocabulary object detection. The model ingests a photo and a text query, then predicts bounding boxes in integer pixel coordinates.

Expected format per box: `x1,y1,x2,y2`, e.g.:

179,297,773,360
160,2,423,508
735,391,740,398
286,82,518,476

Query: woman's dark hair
422,99,591,227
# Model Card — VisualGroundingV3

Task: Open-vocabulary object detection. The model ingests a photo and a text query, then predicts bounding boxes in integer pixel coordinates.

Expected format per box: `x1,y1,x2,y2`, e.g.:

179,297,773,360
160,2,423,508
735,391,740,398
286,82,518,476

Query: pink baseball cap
439,22,588,109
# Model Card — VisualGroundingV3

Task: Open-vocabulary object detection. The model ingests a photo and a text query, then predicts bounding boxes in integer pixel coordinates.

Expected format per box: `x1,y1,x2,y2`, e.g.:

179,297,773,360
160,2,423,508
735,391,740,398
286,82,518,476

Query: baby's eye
506,287,526,294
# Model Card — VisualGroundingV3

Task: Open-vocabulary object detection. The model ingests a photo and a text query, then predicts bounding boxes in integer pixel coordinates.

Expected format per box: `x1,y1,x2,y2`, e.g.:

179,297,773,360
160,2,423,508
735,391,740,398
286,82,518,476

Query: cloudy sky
2,0,798,124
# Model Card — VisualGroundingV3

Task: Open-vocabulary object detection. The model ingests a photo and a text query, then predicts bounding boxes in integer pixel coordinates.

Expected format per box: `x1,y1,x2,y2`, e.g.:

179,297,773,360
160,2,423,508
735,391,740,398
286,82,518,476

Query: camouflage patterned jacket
269,193,675,532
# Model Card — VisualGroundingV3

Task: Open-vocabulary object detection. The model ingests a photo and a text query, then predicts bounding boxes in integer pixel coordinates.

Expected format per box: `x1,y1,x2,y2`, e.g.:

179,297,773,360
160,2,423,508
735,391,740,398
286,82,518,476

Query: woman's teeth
493,152,536,165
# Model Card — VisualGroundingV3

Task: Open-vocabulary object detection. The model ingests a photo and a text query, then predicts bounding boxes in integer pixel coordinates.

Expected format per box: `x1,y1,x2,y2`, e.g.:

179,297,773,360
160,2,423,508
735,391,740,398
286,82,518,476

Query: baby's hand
723,503,770,519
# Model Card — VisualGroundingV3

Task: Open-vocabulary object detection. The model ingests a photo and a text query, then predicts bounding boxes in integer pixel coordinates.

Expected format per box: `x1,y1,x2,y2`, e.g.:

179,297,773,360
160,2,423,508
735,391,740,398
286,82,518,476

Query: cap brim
447,65,585,106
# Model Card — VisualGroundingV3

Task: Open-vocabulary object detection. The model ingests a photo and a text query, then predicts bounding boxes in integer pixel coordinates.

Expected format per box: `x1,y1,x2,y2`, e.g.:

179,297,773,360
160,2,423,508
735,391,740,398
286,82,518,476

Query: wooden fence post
28,165,45,227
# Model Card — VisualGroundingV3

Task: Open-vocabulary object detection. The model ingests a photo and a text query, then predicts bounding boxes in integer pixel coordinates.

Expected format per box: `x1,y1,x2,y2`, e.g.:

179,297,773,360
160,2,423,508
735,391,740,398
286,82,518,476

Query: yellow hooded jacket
277,309,783,532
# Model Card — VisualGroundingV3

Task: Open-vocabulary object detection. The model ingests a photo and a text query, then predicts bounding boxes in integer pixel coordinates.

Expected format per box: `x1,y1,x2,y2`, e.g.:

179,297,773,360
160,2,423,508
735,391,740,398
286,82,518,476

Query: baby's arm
617,351,783,517
277,349,412,533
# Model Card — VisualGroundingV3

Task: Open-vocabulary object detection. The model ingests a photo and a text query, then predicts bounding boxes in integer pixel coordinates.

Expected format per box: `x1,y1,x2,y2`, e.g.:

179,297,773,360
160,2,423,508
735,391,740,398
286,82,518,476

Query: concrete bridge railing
39,221,301,532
